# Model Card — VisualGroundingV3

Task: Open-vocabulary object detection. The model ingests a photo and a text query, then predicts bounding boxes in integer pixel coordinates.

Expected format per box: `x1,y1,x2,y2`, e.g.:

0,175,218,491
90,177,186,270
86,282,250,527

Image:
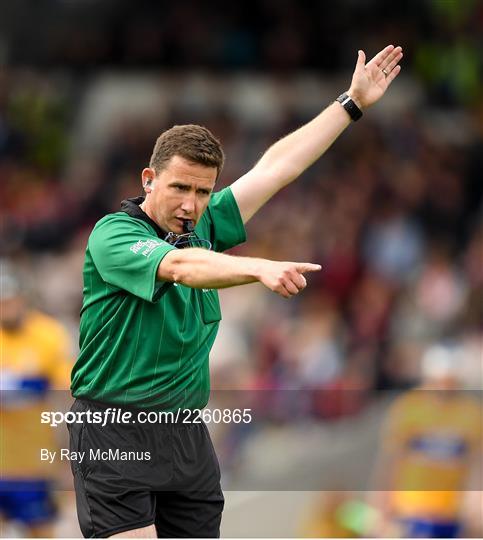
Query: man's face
142,155,217,234
0,295,26,330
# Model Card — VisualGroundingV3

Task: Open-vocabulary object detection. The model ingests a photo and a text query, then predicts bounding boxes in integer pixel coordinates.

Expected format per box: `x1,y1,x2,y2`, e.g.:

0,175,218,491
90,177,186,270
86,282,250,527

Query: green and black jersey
71,187,246,409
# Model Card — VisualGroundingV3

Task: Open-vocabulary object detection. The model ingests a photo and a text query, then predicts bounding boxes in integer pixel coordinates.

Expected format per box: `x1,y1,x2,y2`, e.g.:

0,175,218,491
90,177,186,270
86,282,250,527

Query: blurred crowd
1,68,481,399
3,0,482,108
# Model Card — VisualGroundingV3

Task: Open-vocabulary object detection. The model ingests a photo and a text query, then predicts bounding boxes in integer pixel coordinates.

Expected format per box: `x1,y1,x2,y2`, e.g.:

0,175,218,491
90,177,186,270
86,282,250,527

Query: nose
180,193,196,215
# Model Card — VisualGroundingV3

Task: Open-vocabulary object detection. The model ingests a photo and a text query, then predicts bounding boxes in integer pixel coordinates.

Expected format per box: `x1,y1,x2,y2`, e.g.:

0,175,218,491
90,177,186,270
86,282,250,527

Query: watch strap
336,92,363,121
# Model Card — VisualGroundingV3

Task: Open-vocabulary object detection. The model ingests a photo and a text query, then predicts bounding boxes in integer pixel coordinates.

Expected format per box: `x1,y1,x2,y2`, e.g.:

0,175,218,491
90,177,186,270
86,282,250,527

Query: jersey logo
130,239,163,257
408,435,468,460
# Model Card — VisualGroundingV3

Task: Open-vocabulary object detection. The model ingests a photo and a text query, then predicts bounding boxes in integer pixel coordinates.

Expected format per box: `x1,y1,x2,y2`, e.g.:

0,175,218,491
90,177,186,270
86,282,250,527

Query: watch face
348,101,363,121
336,93,362,121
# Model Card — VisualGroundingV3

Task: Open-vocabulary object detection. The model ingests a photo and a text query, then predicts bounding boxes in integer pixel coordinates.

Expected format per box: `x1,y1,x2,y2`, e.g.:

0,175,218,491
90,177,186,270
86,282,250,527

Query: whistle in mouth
183,220,195,233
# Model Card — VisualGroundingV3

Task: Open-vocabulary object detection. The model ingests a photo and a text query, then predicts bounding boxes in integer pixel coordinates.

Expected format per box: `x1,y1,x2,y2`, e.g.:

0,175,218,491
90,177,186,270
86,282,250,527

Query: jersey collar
120,197,168,239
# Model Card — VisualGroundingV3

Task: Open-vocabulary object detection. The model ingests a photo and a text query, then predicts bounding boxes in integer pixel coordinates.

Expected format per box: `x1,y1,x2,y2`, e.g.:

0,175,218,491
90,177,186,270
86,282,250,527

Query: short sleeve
201,187,247,252
88,214,176,302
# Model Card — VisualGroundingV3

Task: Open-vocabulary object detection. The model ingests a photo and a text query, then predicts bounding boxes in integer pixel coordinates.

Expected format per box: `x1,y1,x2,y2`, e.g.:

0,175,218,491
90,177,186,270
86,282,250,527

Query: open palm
349,45,403,109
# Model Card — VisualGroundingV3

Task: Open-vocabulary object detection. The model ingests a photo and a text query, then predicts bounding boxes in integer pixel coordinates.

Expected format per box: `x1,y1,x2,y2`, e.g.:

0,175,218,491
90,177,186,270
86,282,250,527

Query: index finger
295,263,322,273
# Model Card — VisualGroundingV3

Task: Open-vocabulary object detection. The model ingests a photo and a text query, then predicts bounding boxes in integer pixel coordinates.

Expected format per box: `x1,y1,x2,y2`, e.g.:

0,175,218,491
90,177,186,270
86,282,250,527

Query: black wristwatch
336,92,363,121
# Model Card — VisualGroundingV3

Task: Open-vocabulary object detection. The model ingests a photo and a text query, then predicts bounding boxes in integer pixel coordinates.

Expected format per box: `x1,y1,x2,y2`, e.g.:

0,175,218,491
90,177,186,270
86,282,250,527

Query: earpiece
144,179,154,192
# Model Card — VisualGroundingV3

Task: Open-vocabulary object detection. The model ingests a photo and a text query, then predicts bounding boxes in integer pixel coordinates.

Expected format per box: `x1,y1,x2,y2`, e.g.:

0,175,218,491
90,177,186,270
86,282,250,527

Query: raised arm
158,248,321,298
231,45,403,223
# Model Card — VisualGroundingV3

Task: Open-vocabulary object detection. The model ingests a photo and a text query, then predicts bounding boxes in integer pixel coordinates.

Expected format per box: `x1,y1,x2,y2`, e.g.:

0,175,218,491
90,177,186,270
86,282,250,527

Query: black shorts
68,399,224,538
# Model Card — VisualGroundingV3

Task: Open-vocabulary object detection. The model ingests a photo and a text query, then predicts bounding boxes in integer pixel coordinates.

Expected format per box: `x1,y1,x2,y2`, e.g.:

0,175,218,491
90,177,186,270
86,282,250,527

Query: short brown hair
149,124,224,177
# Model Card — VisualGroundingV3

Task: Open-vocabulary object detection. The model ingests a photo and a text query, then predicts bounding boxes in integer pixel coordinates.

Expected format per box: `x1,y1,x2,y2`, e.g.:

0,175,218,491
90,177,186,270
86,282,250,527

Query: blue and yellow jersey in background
382,390,482,520
0,310,72,479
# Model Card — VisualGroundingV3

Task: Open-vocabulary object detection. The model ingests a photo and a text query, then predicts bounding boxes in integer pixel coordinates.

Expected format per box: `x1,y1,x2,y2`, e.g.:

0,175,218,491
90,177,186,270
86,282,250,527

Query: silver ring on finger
382,68,388,77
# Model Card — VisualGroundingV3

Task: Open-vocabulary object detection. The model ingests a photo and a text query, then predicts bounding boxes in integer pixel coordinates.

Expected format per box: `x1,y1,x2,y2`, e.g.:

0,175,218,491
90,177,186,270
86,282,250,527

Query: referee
69,44,402,538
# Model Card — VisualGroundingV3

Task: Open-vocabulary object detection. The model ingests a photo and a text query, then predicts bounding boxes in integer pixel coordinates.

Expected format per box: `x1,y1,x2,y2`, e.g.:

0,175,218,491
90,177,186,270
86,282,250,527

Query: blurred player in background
298,492,360,538
370,344,482,538
0,263,73,538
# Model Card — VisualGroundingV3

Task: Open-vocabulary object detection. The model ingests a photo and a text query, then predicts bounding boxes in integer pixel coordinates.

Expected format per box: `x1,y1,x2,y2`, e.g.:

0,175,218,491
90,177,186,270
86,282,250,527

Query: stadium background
0,0,481,537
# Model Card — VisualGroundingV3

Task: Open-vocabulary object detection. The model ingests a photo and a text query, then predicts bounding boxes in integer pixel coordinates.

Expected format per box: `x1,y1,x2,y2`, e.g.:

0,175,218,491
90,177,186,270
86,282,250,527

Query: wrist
336,92,363,122
231,255,263,282
248,258,264,282
346,89,363,110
